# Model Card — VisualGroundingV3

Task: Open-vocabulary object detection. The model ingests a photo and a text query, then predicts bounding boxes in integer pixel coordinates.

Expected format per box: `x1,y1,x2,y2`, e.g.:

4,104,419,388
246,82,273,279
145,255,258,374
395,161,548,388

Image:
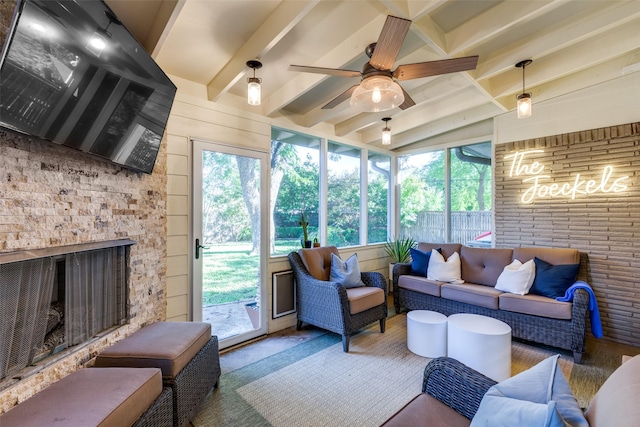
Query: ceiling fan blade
369,15,411,70
321,85,358,109
288,65,361,78
393,56,479,81
399,87,416,110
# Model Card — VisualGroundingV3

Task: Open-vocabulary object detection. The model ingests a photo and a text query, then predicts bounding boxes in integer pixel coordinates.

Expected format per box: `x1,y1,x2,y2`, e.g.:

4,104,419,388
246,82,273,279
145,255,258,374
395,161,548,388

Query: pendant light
246,60,262,106
381,117,392,145
515,59,532,118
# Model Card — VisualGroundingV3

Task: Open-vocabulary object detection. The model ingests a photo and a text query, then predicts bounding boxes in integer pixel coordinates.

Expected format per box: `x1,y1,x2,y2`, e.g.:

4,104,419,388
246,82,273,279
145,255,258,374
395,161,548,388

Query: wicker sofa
383,355,640,426
393,243,591,362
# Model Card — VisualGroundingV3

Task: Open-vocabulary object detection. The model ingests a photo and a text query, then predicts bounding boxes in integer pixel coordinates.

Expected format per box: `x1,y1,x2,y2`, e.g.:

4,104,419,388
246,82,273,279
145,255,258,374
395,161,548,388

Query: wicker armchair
382,357,496,426
288,247,387,352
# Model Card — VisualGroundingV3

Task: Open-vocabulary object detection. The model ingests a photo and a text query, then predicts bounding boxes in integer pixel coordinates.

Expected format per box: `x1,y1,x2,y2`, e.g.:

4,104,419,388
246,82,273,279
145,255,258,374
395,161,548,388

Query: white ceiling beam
381,0,446,20
262,14,389,117
475,2,640,81
496,51,640,111
359,87,490,143
446,0,565,56
489,19,640,98
385,103,500,150
206,1,319,102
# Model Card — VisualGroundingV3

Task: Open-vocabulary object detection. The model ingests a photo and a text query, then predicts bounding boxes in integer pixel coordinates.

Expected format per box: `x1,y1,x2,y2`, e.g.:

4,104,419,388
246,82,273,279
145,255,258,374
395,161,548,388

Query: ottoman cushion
95,322,211,378
0,368,162,427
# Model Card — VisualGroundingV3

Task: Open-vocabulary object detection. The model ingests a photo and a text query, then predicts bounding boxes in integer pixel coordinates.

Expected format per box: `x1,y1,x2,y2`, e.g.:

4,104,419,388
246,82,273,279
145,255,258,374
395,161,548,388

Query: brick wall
0,0,168,411
495,122,640,346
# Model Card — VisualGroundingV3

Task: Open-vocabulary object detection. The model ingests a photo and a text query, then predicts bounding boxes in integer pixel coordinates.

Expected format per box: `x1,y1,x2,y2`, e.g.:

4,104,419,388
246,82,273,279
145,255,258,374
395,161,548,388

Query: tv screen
0,0,176,174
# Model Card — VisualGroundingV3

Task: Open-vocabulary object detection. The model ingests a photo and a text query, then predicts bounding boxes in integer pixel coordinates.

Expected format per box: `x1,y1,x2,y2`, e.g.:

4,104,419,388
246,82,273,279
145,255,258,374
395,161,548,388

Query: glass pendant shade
247,77,261,106
517,93,532,118
350,76,404,112
381,127,391,145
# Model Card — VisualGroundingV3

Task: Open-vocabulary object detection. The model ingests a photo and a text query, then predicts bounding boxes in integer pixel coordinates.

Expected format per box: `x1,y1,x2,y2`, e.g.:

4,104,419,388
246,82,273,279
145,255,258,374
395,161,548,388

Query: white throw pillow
427,250,464,283
495,259,535,295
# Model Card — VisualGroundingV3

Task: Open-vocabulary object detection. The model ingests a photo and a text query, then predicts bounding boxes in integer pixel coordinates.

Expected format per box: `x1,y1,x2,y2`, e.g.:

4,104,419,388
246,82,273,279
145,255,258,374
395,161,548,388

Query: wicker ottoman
0,368,173,427
95,322,221,427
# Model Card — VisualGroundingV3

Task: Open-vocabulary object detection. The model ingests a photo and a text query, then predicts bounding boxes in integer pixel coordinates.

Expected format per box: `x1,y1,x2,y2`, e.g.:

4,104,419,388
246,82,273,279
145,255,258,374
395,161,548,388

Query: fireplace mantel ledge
0,239,136,265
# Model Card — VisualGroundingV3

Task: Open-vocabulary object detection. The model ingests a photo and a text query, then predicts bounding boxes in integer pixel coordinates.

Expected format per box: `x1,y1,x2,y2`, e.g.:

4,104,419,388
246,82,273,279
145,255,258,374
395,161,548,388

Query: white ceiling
106,0,640,150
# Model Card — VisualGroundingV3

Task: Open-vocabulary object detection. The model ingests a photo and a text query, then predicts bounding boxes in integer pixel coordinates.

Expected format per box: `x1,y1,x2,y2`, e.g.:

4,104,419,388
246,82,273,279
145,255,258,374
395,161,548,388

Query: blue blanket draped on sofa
556,281,603,338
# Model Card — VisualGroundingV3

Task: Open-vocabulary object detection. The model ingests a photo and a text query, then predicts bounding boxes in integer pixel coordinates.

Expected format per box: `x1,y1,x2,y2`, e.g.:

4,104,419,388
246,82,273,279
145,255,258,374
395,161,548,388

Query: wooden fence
400,211,492,244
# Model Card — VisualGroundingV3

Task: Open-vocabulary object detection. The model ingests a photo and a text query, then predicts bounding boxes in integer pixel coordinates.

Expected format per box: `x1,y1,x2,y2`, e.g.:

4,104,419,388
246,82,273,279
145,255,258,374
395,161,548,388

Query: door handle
195,238,209,259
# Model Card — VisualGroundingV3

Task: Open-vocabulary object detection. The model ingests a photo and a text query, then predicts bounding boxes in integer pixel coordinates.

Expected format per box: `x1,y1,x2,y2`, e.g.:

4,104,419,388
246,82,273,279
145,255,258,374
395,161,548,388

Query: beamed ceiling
105,0,640,150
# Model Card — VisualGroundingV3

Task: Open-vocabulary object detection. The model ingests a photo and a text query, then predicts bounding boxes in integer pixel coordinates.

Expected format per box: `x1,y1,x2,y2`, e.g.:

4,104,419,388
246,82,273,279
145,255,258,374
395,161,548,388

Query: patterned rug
193,314,619,426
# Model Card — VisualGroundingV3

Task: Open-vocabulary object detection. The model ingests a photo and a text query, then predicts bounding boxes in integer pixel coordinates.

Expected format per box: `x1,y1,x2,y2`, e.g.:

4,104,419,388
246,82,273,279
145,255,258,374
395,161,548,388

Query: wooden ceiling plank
475,3,640,81
446,0,565,55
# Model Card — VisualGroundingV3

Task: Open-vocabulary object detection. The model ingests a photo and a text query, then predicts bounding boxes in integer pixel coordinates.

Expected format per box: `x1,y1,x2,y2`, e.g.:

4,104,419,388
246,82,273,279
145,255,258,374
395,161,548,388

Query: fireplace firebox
0,240,133,386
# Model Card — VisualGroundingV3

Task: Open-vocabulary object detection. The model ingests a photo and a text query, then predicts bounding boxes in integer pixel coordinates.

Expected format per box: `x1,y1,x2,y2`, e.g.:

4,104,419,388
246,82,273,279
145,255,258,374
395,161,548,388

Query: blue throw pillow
409,247,441,277
529,257,580,299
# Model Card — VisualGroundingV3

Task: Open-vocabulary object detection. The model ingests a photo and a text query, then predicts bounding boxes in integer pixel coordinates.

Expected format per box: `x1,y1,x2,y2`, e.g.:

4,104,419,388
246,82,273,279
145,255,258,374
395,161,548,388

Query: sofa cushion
381,393,471,427
512,247,580,265
0,367,163,427
499,293,572,320
460,246,513,287
585,354,640,427
299,246,340,281
441,283,501,309
346,286,385,314
330,253,365,288
495,259,535,295
398,275,444,297
529,257,580,299
95,321,211,378
428,250,464,283
417,242,462,261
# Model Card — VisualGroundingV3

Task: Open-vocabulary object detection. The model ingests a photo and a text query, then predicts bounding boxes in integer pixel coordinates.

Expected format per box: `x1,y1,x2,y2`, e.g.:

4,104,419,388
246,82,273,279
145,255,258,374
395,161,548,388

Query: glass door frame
191,138,268,349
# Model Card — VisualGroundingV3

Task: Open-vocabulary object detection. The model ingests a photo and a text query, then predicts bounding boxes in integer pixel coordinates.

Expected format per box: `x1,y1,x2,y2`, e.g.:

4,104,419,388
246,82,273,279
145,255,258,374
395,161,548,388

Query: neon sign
504,149,629,204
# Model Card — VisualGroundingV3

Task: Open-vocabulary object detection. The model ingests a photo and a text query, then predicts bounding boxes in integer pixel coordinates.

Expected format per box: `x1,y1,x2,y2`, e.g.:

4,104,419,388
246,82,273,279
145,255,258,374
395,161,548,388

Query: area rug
193,314,618,426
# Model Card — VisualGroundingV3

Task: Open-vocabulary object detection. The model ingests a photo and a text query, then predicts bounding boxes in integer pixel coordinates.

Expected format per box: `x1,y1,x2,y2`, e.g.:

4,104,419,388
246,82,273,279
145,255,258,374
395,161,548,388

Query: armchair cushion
330,253,365,288
347,286,385,314
299,246,340,281
471,355,587,427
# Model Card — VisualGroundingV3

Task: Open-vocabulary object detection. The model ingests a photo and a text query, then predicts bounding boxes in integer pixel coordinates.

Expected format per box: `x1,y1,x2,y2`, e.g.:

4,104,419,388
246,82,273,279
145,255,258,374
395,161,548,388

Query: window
327,141,360,247
270,127,393,254
270,129,320,255
399,141,492,244
368,151,390,244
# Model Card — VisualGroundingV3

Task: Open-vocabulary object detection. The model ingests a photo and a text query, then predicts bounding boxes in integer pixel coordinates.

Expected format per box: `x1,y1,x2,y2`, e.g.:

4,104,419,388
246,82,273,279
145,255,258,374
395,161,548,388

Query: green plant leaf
383,236,417,263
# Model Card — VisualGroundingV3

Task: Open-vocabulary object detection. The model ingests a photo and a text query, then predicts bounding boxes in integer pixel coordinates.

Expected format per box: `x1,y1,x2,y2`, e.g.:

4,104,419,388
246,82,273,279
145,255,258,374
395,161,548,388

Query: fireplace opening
0,240,132,387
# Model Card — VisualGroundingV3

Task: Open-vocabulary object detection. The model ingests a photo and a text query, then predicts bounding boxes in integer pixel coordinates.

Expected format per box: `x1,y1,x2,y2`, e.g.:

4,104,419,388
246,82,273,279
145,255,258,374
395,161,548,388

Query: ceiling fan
289,15,478,112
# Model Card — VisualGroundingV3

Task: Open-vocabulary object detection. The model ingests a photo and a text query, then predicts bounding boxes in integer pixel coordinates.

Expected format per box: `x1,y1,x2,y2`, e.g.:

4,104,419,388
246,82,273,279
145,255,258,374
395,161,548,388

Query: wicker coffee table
447,313,511,381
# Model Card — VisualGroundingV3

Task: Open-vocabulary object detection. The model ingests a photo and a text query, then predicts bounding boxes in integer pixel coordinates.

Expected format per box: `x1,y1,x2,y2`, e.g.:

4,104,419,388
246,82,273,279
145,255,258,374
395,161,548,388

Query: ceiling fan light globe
350,76,404,112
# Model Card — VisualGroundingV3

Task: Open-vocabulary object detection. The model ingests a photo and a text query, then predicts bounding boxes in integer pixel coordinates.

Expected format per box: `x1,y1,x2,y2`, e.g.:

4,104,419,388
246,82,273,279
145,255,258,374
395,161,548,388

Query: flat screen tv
0,0,176,174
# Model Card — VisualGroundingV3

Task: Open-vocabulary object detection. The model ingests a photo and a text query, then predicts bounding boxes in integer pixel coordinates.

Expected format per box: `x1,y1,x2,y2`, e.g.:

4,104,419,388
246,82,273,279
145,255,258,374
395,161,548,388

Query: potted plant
299,212,311,248
383,236,417,292
313,237,320,247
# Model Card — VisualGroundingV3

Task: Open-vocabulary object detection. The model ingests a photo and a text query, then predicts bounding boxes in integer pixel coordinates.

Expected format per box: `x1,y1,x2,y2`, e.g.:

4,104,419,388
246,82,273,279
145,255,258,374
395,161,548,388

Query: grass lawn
202,240,301,305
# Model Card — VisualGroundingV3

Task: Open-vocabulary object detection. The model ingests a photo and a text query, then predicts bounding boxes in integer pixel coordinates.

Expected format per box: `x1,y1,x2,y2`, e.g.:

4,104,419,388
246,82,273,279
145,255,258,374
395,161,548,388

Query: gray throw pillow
330,253,365,288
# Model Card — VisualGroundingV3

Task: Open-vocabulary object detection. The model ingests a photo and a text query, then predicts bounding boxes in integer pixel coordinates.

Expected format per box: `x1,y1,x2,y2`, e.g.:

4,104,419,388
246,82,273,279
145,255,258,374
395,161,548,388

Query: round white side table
447,313,512,381
407,310,448,358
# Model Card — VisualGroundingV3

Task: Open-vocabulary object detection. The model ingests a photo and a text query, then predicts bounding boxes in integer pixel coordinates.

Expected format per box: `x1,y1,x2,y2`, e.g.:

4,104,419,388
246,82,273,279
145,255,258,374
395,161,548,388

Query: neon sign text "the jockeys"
504,149,629,204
